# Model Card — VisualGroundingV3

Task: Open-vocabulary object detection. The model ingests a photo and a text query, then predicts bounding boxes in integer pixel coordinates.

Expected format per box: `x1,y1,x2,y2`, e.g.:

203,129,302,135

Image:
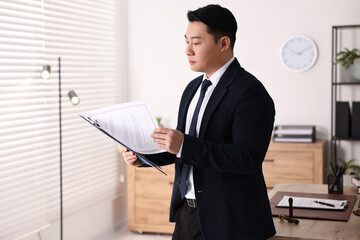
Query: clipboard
80,115,167,175
276,195,349,210
270,191,357,221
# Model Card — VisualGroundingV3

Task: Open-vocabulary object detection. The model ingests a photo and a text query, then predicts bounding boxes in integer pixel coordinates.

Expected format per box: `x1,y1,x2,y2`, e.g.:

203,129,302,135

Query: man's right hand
120,146,144,167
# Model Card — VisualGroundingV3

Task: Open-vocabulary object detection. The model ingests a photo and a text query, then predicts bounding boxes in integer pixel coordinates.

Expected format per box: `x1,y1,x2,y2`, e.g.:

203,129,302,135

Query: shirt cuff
176,139,184,159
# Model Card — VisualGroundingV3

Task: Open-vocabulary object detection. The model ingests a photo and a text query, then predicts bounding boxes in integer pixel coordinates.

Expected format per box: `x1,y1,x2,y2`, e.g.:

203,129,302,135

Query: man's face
185,21,223,77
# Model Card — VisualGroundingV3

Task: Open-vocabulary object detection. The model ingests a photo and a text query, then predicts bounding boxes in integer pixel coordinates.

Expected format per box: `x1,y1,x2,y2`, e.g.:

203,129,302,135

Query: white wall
127,0,360,166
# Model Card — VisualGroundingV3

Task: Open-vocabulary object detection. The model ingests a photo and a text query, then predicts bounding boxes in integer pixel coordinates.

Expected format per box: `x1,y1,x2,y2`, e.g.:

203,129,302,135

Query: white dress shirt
178,57,235,199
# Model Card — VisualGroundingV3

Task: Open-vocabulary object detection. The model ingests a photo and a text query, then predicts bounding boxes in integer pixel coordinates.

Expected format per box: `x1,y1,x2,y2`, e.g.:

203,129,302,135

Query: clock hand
289,49,300,55
298,46,312,54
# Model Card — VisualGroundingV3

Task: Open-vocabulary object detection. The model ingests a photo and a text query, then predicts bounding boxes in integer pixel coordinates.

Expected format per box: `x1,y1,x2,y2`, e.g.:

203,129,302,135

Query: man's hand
151,127,184,154
119,146,144,167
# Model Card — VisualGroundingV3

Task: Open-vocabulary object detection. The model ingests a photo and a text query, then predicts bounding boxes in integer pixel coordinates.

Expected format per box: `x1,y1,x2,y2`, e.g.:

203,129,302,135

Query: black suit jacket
146,58,276,240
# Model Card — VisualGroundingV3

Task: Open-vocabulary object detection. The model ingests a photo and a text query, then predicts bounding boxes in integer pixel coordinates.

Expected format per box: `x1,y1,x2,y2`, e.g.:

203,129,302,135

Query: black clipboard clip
341,201,350,208
86,117,100,127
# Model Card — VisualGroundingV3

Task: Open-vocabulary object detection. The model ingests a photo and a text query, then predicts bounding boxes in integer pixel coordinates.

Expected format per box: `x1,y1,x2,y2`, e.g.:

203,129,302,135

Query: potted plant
156,117,163,127
338,159,360,186
335,48,360,80
344,159,360,177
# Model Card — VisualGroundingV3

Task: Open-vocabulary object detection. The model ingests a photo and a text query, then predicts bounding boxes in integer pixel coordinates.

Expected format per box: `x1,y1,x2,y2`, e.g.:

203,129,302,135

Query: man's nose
185,45,194,56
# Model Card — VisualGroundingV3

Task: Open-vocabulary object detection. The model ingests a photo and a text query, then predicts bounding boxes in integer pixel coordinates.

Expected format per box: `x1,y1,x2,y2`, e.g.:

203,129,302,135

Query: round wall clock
280,35,318,72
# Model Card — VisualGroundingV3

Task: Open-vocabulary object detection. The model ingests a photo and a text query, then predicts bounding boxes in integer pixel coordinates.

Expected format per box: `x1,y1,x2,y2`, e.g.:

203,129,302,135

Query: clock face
280,35,318,72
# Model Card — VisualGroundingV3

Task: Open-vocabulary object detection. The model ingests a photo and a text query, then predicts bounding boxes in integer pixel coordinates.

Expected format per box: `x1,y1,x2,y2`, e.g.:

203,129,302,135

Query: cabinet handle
264,159,274,162
169,181,174,185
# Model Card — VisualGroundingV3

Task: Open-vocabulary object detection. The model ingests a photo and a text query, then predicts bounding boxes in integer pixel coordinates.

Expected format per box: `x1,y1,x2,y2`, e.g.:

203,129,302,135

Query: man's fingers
153,127,168,133
119,146,128,152
152,127,169,137
123,150,135,157
152,128,170,141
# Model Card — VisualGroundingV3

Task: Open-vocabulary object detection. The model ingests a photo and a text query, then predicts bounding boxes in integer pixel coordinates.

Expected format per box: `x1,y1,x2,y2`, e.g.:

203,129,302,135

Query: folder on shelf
270,191,357,221
335,102,351,138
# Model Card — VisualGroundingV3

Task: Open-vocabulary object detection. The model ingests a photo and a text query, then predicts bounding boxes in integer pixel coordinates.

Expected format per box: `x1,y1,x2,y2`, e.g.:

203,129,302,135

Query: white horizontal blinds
0,1,58,240
42,0,121,215
0,0,121,239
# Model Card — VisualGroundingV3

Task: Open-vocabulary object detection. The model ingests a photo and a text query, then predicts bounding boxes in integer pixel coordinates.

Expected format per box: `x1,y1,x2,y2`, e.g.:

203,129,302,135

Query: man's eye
194,43,200,46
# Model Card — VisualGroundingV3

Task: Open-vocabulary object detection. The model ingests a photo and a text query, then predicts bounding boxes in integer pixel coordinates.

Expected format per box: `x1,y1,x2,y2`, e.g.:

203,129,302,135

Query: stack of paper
273,125,315,143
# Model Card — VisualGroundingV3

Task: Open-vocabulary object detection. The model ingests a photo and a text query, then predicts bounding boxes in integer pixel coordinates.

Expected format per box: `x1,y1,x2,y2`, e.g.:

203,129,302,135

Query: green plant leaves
335,48,360,69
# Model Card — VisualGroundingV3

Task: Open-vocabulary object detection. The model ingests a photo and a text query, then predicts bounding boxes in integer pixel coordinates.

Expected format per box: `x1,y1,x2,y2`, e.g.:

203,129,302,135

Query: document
80,101,167,175
276,195,349,210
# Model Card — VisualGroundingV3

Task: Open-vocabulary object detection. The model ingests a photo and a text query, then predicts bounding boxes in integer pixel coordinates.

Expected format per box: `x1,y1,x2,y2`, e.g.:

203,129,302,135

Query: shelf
331,24,360,166
332,82,360,85
332,137,360,141
333,24,360,29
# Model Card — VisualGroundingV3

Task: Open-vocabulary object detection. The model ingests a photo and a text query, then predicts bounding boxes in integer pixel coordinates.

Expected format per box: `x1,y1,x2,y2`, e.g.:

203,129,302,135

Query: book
352,102,360,138
352,176,360,186
335,102,351,138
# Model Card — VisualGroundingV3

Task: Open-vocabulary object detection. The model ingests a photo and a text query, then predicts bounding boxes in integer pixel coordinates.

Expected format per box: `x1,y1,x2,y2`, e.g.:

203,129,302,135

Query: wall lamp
68,90,80,105
41,65,51,79
40,57,80,240
41,61,80,105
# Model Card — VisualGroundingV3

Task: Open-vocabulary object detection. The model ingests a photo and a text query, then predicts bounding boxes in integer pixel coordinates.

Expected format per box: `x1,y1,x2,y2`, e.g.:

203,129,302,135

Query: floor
109,226,172,240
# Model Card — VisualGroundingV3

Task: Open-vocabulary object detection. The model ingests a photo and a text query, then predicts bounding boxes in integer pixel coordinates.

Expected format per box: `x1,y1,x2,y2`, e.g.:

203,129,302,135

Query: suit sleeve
143,152,176,167
180,78,275,175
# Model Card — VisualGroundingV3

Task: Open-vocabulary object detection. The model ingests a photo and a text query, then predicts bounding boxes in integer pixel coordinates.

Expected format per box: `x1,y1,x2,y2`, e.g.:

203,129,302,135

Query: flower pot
349,63,360,80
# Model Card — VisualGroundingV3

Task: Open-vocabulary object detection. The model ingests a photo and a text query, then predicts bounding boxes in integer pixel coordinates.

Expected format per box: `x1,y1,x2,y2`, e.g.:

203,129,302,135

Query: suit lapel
199,59,241,138
178,76,202,132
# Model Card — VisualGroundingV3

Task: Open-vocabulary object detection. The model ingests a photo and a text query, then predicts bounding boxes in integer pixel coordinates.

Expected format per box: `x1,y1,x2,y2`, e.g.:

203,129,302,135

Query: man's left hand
151,127,184,154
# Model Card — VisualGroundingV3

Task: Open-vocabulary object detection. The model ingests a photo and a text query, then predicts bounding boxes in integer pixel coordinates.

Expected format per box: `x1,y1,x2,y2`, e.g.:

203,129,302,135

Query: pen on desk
314,200,335,207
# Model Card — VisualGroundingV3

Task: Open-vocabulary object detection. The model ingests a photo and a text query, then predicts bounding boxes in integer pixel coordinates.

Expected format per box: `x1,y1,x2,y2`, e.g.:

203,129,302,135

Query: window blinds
0,0,122,239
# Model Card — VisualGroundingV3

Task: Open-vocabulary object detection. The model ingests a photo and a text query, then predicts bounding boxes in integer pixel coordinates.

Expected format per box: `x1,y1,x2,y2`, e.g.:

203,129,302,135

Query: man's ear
219,36,231,52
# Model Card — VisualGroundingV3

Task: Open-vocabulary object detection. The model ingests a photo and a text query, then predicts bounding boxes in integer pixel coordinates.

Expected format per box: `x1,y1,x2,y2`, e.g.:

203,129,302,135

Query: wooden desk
268,183,360,240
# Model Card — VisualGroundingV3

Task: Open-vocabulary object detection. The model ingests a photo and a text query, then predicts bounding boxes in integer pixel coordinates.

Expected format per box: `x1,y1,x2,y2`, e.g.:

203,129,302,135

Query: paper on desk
81,101,166,154
276,195,348,210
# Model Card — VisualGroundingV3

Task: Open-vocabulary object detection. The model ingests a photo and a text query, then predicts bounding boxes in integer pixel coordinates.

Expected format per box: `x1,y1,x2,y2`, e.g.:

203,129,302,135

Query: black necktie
180,79,212,199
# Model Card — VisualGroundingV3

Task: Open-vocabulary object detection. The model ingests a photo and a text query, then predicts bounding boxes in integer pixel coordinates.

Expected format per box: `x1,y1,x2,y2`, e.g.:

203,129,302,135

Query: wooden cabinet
263,140,326,190
127,140,326,233
127,164,175,234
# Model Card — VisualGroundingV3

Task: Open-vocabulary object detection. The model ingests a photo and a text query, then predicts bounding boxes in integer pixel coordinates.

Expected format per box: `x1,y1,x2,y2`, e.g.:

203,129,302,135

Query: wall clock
280,35,318,72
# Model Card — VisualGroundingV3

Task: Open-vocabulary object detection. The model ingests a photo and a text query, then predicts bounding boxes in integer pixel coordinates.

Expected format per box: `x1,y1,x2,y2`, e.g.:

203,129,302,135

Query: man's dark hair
187,4,237,49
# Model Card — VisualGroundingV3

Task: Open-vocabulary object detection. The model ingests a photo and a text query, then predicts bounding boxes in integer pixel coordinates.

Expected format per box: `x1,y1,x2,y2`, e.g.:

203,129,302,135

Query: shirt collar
202,57,235,87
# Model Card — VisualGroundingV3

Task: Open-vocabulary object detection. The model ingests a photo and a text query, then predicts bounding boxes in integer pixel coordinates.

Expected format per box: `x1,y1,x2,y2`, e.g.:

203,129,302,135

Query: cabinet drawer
134,198,171,225
263,151,314,188
134,165,174,199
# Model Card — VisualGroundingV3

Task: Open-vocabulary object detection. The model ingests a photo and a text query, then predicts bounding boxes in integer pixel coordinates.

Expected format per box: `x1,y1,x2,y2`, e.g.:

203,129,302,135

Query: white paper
82,101,166,154
274,129,313,135
277,195,348,210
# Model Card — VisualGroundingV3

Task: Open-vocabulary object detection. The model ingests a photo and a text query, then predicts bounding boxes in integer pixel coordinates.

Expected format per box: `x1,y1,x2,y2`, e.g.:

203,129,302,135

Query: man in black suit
122,4,276,240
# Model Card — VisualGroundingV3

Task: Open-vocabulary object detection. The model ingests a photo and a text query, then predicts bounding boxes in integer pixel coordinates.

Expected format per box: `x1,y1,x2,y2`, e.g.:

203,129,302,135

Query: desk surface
268,183,360,240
